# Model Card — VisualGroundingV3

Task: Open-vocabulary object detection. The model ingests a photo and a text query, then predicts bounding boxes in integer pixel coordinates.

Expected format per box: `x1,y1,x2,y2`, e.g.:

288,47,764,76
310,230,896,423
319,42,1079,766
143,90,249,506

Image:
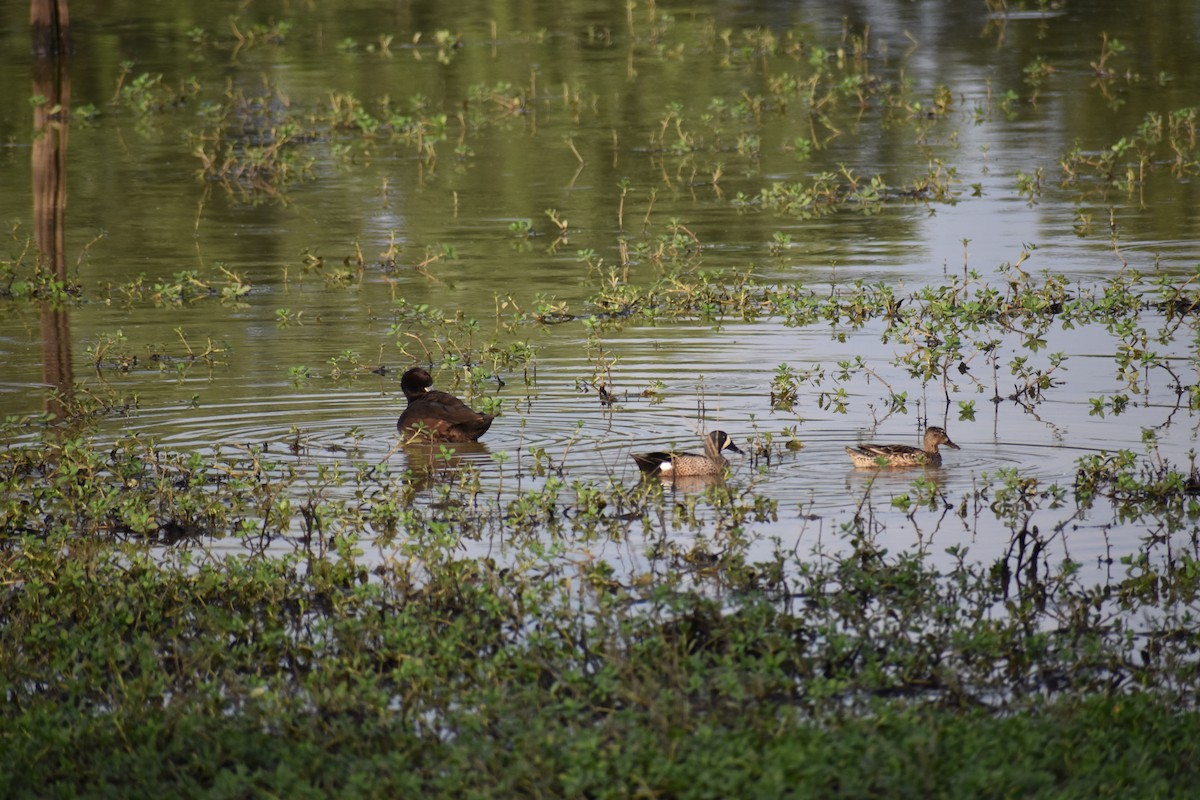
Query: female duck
844,426,960,468
397,367,494,443
633,431,742,478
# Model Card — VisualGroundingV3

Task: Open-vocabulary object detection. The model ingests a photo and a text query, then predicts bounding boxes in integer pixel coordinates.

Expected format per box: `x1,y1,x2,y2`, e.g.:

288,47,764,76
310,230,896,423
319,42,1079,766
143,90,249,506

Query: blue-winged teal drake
845,426,960,468
632,431,742,477
397,367,494,443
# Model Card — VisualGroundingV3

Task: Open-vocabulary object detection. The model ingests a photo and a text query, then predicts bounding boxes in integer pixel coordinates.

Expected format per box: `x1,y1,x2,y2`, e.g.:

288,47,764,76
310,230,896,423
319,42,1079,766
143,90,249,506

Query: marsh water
2,1,1200,580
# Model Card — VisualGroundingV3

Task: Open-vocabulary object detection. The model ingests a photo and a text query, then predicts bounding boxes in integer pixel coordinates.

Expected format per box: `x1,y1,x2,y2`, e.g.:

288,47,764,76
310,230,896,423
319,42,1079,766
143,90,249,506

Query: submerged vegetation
5,0,1200,794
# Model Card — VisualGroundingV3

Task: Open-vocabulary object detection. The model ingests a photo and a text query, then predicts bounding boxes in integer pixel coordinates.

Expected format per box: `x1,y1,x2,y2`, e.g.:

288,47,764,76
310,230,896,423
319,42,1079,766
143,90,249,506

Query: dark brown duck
397,367,494,443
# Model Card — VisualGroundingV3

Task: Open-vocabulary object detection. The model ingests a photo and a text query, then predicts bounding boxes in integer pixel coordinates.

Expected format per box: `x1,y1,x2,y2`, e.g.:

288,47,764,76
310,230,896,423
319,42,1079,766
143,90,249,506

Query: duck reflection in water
398,439,492,492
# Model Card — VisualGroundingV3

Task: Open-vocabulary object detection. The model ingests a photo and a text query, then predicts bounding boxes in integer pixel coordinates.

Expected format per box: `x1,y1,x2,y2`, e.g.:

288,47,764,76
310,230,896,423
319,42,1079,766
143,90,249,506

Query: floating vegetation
7,219,1200,428
1061,106,1200,186
110,63,201,116
191,84,316,197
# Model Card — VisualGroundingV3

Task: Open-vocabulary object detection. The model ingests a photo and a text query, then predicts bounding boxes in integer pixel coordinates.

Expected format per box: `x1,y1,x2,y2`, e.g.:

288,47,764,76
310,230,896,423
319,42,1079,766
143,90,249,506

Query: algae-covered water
2,0,1200,580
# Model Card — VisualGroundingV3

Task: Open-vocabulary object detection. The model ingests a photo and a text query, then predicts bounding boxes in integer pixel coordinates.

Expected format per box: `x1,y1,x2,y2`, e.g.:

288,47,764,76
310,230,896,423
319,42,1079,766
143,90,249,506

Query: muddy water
1,1,1199,580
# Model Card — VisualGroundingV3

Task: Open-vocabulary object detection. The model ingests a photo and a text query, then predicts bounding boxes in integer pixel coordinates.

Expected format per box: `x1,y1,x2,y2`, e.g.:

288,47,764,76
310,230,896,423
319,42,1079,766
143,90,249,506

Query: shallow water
2,0,1199,582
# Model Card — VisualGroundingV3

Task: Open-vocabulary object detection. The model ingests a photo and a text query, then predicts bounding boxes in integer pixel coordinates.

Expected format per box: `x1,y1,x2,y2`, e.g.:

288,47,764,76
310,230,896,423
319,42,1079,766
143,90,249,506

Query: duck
397,367,494,443
632,431,742,478
844,426,960,468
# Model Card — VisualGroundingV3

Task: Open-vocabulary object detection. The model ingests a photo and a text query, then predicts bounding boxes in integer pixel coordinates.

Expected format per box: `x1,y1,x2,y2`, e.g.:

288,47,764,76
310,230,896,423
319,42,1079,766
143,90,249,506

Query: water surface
2,0,1199,582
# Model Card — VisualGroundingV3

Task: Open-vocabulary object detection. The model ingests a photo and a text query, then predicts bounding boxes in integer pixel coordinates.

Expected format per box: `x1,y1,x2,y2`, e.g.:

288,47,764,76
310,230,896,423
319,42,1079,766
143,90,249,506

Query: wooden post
31,0,71,58
33,46,73,415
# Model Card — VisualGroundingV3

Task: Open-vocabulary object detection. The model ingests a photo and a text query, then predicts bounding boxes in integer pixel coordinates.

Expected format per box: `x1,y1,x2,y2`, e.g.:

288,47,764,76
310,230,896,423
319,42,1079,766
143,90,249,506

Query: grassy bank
3,500,1198,797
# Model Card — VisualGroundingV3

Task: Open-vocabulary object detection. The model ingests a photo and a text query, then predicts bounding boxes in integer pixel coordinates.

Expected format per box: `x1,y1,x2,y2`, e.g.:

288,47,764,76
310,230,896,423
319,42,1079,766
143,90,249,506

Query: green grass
2,527,1198,798
5,693,1194,797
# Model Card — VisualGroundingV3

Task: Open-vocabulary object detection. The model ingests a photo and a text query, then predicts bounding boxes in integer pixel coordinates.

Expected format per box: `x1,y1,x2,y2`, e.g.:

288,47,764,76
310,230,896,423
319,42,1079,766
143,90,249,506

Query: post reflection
32,56,73,417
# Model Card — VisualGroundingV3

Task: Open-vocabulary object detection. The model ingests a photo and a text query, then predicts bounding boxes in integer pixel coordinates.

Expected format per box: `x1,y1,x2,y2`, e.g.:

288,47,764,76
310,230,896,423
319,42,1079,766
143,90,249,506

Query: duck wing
857,443,922,458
